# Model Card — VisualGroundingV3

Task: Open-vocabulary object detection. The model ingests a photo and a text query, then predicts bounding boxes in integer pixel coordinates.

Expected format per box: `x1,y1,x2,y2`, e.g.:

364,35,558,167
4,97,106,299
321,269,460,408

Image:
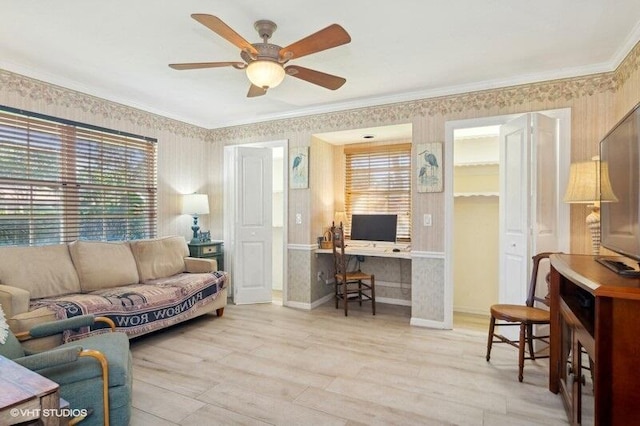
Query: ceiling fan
169,14,351,97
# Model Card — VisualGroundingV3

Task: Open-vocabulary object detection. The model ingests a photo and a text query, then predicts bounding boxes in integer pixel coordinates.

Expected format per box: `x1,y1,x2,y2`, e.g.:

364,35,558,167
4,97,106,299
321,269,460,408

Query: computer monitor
350,214,397,242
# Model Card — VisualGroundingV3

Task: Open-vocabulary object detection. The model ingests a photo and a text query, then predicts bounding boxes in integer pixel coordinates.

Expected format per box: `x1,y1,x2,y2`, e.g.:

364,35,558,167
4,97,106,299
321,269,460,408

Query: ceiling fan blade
285,65,346,90
191,14,258,56
247,84,267,98
279,24,351,60
169,61,246,70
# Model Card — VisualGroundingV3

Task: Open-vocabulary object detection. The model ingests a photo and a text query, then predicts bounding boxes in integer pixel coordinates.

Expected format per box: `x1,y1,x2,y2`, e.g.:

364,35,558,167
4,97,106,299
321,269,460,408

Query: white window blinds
0,107,157,246
344,144,411,240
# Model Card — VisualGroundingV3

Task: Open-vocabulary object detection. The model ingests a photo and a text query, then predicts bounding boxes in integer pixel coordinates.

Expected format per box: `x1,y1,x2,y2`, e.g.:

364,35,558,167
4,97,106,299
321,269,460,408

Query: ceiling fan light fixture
246,60,285,89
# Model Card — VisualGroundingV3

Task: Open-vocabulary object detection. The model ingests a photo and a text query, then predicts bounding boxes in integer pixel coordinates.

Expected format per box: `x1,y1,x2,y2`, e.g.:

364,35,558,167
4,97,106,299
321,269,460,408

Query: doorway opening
452,125,500,327
444,109,571,330
223,140,288,306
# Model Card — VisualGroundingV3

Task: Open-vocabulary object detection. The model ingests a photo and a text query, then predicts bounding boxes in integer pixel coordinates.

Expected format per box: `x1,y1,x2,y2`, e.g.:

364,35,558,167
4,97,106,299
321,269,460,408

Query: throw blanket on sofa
31,271,227,341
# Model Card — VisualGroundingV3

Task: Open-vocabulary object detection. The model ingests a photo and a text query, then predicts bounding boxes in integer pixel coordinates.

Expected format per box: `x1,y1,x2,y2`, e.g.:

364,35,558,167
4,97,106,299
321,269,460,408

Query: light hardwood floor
129,302,567,425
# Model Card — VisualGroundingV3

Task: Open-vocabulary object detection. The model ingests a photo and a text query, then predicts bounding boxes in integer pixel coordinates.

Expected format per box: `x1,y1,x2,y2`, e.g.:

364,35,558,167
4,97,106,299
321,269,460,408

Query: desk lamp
182,193,210,244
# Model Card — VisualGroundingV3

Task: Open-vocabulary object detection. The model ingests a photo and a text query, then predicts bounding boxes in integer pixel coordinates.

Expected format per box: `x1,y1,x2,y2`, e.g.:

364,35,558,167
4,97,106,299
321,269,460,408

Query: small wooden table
0,355,66,425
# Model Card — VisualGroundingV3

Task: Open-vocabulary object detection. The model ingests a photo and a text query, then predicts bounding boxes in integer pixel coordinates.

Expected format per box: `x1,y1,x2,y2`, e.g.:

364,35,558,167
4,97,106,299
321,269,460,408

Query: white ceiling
1,1,640,131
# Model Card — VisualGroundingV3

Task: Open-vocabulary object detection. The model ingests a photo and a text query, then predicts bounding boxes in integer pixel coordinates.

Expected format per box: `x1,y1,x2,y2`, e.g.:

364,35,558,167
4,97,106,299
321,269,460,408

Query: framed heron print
290,147,309,189
417,142,443,192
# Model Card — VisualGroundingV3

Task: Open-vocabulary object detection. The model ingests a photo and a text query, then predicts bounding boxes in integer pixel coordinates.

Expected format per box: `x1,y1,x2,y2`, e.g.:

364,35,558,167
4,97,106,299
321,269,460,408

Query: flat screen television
599,102,640,273
350,214,398,243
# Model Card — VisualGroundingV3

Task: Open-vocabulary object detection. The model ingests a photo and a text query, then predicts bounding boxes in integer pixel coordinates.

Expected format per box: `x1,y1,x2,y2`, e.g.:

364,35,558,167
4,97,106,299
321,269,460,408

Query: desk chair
331,222,375,316
0,310,132,426
486,252,554,382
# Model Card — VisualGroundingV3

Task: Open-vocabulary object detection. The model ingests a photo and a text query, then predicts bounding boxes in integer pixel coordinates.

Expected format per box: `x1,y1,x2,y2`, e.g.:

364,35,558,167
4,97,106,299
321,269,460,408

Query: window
0,106,157,246
344,143,411,240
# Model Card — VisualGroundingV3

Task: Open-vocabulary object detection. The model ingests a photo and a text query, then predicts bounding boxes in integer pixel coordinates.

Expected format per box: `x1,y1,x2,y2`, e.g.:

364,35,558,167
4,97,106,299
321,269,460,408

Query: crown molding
1,40,638,141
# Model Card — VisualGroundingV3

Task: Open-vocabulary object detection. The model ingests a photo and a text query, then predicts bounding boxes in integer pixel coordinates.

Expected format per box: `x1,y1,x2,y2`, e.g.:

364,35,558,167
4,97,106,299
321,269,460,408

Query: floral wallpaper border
0,70,209,140
1,41,638,141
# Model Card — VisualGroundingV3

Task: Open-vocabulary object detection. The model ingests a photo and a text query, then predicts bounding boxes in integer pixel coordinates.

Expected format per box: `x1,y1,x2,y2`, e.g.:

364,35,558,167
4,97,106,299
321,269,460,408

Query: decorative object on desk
290,147,309,189
320,229,333,249
417,142,443,193
182,193,210,244
198,230,211,242
563,156,617,254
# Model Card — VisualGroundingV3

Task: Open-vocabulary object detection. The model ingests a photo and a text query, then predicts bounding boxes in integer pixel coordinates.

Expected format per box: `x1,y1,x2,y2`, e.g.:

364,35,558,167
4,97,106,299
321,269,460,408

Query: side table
188,240,224,270
0,355,65,425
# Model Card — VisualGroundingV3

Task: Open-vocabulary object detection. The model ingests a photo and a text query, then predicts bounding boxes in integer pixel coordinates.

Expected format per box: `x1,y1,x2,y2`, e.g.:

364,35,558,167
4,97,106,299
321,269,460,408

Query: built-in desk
315,242,411,259
315,242,412,305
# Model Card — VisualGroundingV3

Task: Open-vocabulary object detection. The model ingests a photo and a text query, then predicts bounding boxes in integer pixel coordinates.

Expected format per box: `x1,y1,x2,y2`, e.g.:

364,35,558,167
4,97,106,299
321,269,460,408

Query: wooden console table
549,253,640,425
0,355,66,425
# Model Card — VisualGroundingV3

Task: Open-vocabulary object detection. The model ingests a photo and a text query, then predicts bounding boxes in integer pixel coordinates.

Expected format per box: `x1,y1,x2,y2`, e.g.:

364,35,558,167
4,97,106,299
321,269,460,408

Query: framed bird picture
290,146,309,189
417,142,443,192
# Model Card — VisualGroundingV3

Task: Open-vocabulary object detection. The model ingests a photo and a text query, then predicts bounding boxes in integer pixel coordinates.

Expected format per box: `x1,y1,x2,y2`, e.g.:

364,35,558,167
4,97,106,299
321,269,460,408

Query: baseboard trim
284,300,311,310
410,317,449,329
285,294,411,310
311,293,334,309
453,306,489,316
284,293,334,311
377,297,411,307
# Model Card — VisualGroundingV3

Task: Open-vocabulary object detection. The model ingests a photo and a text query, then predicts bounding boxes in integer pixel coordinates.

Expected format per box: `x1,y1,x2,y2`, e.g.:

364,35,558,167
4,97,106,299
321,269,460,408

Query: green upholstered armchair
0,308,132,426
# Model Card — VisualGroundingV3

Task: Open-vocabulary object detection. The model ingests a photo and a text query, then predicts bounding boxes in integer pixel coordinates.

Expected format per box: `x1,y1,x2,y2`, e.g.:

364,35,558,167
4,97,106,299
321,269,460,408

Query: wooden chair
330,222,375,316
486,252,555,382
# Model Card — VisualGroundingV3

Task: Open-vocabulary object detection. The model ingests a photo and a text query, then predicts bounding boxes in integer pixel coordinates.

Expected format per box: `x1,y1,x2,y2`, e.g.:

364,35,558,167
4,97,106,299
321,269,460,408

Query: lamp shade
563,158,618,204
182,193,210,215
246,60,285,89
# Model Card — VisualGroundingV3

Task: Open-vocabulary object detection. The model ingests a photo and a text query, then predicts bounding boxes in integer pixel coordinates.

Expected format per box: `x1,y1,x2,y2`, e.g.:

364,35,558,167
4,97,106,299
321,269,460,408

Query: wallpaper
1,40,639,322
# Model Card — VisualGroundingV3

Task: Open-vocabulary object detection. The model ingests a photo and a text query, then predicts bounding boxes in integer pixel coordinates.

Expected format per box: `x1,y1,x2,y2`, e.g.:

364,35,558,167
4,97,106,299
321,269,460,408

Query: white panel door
234,147,273,304
532,113,559,255
499,115,531,306
500,113,560,308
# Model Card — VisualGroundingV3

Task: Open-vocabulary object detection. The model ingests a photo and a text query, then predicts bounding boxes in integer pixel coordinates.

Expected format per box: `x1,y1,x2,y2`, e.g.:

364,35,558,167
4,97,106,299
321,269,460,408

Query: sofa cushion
129,236,188,282
0,245,80,299
69,240,139,292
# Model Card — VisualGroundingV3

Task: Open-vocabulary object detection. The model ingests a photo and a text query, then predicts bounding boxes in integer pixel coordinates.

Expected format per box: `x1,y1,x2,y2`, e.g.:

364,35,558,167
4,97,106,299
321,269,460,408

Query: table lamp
563,156,617,254
182,193,210,244
334,211,347,228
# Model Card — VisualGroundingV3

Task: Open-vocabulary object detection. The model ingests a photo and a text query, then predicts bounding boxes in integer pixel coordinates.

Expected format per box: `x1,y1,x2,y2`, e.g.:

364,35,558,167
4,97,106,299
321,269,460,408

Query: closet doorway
452,126,500,317
444,109,571,330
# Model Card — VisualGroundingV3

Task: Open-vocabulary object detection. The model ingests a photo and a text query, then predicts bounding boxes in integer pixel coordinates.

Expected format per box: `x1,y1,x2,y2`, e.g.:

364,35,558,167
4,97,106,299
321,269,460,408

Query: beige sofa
0,236,227,349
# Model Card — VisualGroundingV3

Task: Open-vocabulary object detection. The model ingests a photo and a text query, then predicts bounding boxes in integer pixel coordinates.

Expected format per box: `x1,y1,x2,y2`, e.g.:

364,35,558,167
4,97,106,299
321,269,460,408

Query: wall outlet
295,213,302,224
423,213,432,226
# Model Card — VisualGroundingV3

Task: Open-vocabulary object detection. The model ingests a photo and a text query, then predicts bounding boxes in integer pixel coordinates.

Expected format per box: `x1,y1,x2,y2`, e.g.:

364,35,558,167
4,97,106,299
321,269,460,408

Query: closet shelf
454,161,499,167
454,192,499,197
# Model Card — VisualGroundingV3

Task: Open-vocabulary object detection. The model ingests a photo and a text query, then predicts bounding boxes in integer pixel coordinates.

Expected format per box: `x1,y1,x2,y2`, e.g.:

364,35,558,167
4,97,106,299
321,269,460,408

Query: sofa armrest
0,284,31,319
184,257,217,273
